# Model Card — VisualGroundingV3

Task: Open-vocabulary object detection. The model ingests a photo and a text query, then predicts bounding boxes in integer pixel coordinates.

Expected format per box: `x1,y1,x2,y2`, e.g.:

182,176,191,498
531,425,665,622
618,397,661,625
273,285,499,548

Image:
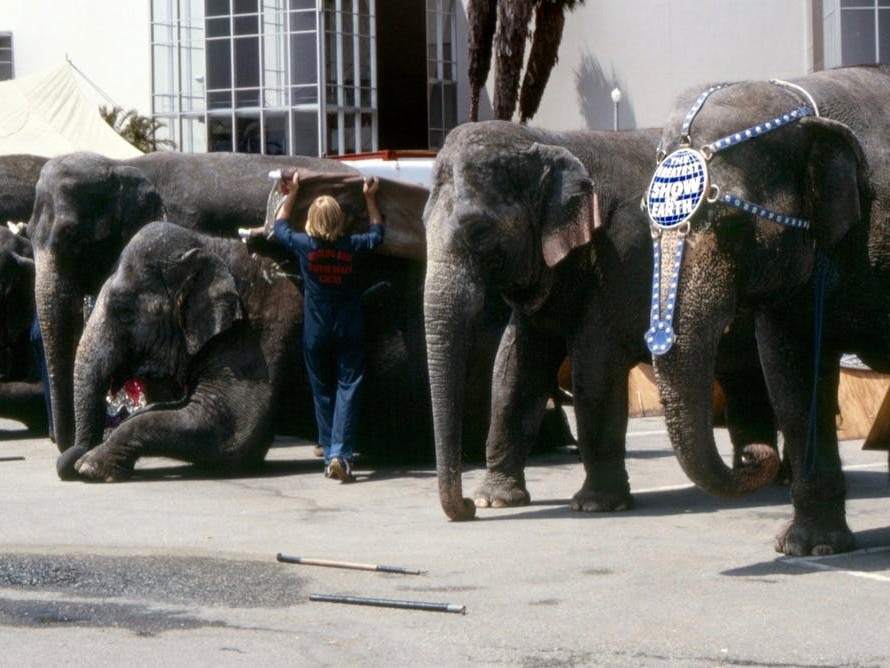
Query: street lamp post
611,87,622,131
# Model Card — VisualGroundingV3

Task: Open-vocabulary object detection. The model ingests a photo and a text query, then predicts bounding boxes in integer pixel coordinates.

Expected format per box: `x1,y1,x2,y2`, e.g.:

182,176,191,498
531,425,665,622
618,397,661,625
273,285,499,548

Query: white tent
0,62,142,158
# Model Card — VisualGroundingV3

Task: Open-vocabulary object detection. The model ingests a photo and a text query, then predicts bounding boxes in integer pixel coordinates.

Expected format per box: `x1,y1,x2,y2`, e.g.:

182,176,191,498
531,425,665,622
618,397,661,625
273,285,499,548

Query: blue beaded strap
646,230,686,356
680,85,727,139
704,106,814,157
719,193,810,230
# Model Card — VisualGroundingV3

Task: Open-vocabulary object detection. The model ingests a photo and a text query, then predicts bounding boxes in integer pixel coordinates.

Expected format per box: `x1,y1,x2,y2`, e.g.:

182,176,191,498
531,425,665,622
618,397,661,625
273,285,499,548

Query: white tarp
0,62,142,158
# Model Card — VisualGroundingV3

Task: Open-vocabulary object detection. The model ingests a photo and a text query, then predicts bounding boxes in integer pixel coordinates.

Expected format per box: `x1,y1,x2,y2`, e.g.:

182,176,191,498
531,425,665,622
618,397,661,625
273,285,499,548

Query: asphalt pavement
0,413,888,667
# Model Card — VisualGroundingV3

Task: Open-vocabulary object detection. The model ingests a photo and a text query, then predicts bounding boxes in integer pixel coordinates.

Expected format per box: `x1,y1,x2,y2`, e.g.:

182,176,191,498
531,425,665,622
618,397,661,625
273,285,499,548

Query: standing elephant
645,66,890,555
0,153,49,431
27,151,356,453
0,226,46,433
422,121,777,521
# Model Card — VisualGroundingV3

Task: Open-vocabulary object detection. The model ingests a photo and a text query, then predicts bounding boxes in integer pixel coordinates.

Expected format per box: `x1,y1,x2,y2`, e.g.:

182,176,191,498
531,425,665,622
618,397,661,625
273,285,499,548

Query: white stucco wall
0,0,151,115
2,2,816,142
458,0,813,132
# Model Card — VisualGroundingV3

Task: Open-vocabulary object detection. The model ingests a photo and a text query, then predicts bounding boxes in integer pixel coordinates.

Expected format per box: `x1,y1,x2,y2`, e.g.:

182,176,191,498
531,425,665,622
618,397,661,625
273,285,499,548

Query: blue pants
303,299,365,464
29,316,53,436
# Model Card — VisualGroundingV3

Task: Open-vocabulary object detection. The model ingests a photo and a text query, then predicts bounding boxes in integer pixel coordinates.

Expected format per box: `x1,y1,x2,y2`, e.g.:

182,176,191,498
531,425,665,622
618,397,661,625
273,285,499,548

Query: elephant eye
459,217,503,261
107,297,136,325
459,215,493,241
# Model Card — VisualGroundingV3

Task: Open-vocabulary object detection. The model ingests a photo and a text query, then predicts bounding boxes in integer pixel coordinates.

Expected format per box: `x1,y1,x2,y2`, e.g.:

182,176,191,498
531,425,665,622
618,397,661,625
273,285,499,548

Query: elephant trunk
652,252,779,495
33,251,83,452
72,299,116,451
57,296,118,479
424,258,485,521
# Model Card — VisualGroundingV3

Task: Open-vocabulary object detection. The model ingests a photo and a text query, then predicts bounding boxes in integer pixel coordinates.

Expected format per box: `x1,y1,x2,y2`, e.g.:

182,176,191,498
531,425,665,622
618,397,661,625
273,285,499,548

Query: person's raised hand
280,170,300,196
363,176,380,197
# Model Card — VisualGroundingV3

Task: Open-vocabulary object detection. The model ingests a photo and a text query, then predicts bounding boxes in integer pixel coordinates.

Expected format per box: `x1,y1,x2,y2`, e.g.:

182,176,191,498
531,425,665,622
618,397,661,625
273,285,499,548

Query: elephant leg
74,397,259,482
0,381,49,435
568,331,633,512
756,314,852,556
474,314,566,508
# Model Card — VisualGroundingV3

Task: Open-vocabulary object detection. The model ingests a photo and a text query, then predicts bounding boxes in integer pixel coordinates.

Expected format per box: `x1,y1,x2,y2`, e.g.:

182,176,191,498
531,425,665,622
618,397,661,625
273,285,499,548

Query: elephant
59,219,514,481
59,220,313,480
0,226,47,433
422,120,777,521
27,151,357,454
644,65,890,555
0,153,50,433
0,154,47,222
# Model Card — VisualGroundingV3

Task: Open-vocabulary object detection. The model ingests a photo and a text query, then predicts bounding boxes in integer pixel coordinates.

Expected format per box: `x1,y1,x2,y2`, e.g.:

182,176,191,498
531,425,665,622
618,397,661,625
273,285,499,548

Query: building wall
461,0,814,132
0,0,151,114
1,0,816,147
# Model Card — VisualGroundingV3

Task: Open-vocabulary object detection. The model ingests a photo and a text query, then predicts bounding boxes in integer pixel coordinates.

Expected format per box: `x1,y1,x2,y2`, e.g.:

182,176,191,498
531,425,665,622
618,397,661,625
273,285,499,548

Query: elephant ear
801,116,866,249
170,248,244,355
115,166,165,240
529,143,598,268
10,250,35,275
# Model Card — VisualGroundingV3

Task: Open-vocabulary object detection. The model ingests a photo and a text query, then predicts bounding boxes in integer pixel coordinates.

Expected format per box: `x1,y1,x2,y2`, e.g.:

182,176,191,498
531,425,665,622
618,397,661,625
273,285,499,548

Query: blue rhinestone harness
643,81,818,355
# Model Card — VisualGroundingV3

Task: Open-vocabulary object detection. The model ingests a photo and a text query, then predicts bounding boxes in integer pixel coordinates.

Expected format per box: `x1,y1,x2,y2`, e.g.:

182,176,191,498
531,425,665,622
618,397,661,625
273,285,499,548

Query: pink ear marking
593,191,603,230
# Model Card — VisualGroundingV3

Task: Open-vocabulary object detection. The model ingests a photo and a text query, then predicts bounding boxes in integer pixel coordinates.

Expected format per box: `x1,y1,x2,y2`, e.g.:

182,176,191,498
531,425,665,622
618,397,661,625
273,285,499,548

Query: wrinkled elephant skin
424,121,778,522
649,65,890,555
0,154,47,222
27,151,358,453
0,227,47,433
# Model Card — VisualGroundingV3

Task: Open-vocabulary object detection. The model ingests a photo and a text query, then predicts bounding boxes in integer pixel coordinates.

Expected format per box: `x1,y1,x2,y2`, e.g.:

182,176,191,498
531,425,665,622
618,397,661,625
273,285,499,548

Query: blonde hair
305,195,346,242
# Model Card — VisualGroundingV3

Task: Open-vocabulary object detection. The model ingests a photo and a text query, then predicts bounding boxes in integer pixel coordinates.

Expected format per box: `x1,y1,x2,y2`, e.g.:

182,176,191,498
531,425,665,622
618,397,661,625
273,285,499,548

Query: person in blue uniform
262,171,384,482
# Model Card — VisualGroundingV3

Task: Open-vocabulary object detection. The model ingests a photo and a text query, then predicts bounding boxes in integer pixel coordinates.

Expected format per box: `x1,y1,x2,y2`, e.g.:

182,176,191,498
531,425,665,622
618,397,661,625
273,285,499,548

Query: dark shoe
313,445,324,458
324,457,354,482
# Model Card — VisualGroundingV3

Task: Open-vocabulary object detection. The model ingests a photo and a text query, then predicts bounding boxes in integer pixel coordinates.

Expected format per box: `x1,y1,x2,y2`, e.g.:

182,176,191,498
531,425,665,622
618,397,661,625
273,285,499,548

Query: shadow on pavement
721,525,890,578
470,470,888,522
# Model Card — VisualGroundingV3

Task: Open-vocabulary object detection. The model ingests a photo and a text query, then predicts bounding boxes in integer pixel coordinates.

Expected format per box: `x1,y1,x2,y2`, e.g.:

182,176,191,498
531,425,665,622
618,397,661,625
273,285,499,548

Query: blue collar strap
703,106,814,158
719,193,809,229
680,85,728,141
645,229,685,355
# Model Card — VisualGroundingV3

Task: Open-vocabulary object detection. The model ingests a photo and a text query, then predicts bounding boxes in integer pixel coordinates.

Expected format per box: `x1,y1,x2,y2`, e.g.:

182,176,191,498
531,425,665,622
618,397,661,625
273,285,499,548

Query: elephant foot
570,486,634,512
773,518,855,556
473,471,530,508
74,447,133,483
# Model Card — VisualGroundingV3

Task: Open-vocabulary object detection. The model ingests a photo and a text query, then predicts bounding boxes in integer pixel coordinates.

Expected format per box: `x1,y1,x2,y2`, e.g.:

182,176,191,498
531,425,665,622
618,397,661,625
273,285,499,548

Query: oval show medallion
646,148,709,229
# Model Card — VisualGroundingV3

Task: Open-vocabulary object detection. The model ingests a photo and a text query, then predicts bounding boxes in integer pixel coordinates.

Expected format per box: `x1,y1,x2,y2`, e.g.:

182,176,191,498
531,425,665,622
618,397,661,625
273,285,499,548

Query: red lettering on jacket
309,249,353,263
308,262,353,275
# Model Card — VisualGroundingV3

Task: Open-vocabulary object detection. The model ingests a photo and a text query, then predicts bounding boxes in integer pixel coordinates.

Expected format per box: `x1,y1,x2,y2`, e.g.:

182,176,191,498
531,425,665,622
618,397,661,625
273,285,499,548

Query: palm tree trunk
519,1,567,124
492,0,532,121
467,0,498,122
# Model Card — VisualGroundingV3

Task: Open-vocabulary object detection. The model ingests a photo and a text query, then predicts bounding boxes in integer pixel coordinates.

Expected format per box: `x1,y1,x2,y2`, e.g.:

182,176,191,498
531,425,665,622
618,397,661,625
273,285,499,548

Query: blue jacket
273,219,384,302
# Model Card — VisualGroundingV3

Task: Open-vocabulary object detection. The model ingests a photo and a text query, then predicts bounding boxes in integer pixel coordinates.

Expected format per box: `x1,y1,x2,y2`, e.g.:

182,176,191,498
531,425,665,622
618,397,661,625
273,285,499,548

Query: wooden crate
627,364,664,418
845,369,890,449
